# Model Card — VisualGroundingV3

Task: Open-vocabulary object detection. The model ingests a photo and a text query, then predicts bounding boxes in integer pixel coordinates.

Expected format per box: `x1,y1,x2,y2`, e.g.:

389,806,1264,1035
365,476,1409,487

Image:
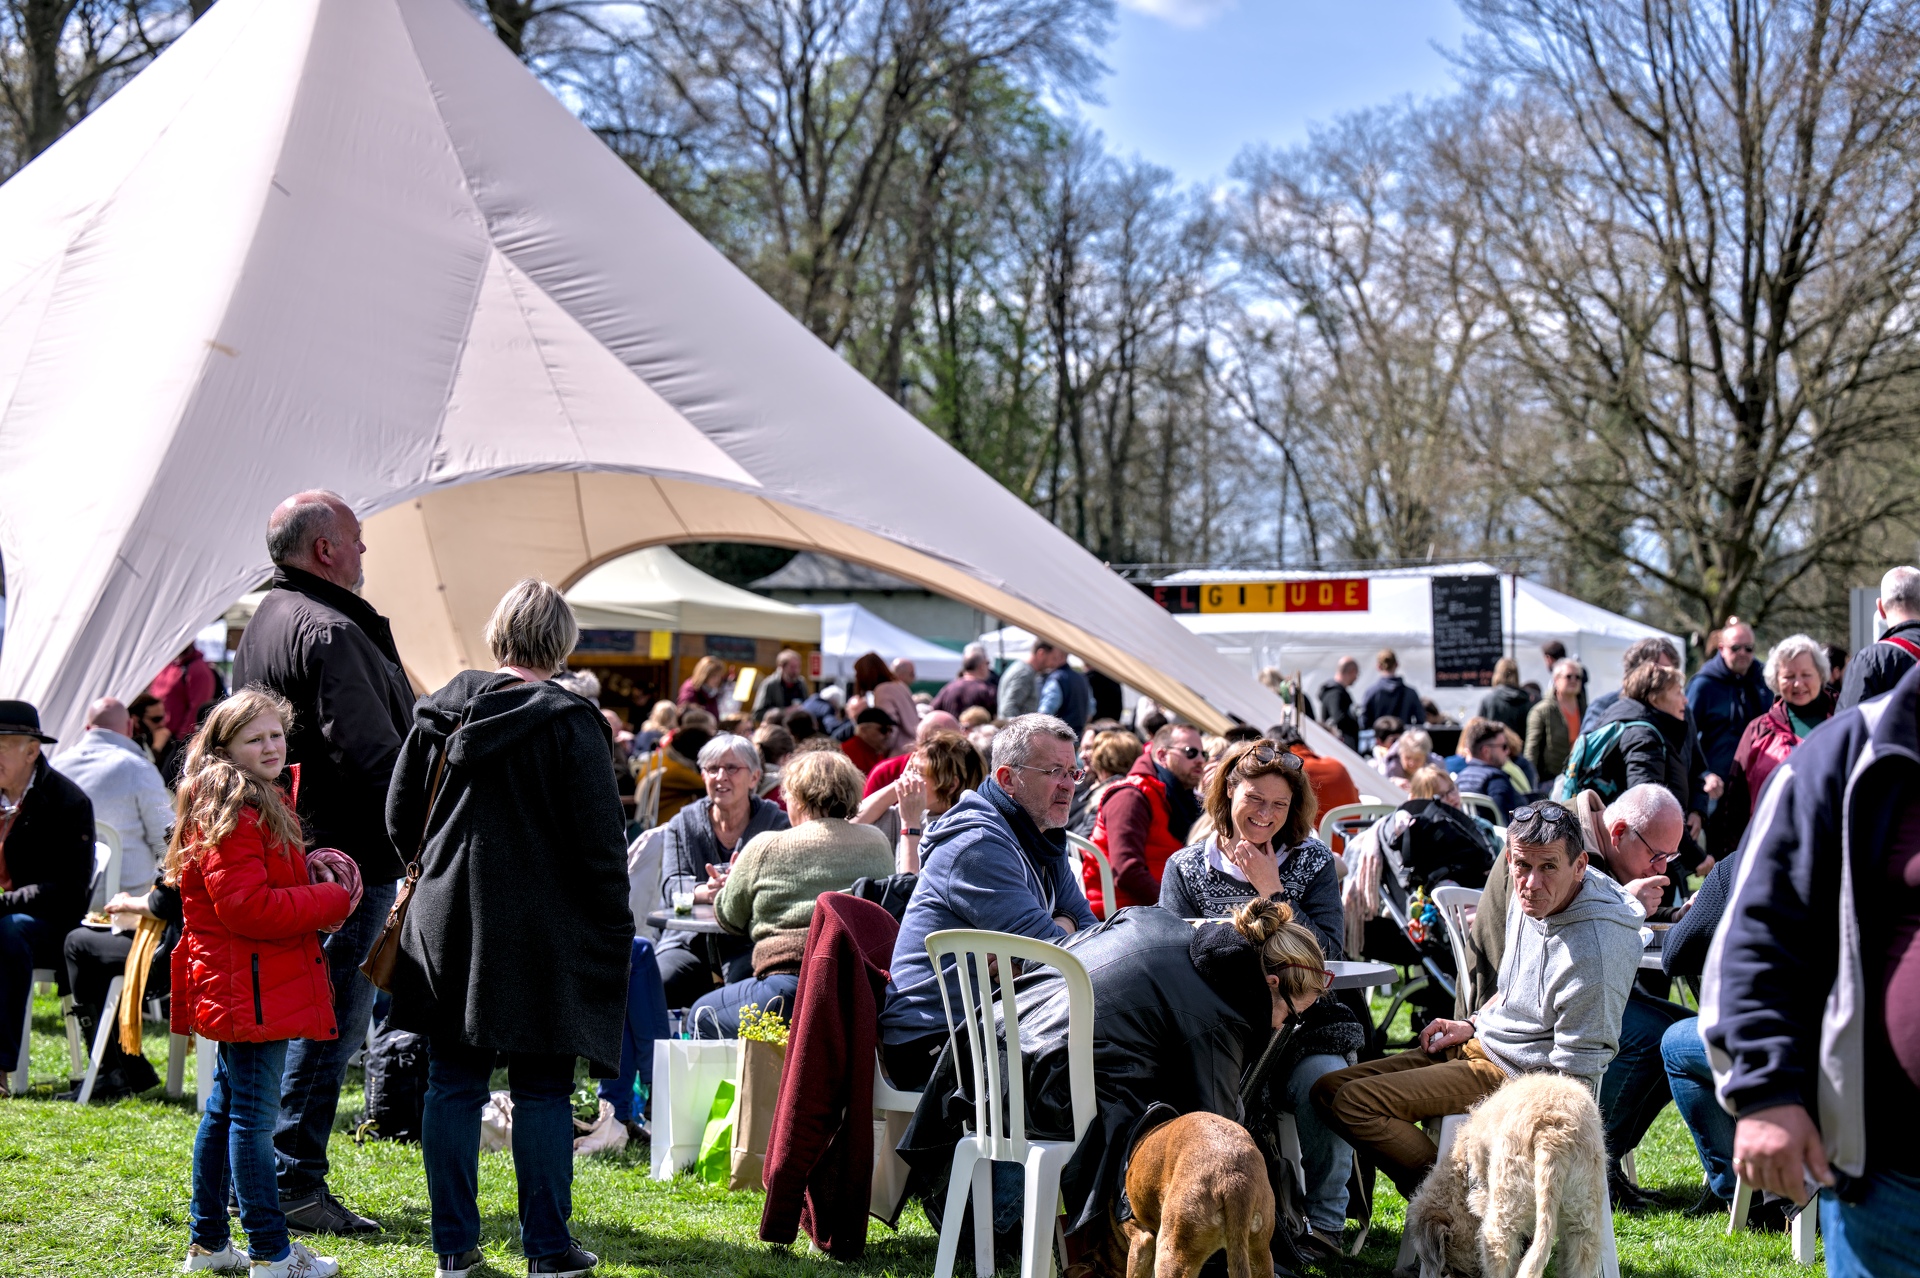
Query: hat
0,701,57,744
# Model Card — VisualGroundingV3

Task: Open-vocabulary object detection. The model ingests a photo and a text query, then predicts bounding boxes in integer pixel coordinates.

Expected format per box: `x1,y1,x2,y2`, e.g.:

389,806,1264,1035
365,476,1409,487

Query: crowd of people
3,486,1917,1276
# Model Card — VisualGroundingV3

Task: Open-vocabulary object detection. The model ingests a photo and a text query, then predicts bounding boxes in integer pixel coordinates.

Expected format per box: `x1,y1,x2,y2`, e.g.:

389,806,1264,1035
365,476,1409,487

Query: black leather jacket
899,907,1264,1233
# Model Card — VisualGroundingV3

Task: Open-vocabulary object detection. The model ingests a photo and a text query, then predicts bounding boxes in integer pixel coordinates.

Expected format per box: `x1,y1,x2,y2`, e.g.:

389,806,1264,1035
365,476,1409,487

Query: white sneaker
249,1240,340,1278
184,1243,246,1272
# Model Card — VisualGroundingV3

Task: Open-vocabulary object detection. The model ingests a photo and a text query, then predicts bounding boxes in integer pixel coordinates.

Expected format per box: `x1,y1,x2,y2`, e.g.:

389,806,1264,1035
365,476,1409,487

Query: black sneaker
1686,1187,1732,1217
1293,1228,1346,1265
528,1243,597,1276
1608,1167,1652,1213
436,1248,484,1278
280,1188,382,1235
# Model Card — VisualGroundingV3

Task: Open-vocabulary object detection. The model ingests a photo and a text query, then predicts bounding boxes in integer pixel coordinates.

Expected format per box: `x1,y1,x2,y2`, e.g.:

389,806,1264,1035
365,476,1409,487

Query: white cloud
1118,0,1241,28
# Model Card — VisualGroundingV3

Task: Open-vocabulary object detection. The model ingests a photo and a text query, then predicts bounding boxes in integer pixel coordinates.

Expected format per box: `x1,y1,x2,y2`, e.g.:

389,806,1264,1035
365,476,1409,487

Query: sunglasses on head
1237,741,1304,772
1510,800,1584,839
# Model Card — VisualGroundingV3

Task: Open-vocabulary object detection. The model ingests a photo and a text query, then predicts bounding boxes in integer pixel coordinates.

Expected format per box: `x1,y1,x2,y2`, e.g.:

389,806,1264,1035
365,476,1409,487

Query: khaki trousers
1309,1040,1510,1197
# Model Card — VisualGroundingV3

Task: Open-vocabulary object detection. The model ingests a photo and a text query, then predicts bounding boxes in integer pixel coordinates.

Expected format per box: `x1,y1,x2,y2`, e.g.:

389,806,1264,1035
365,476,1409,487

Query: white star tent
0,0,1383,786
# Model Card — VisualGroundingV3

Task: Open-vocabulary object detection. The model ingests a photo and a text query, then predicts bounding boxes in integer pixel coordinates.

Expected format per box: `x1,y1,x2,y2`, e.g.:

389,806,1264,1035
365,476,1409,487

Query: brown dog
1121,1112,1275,1278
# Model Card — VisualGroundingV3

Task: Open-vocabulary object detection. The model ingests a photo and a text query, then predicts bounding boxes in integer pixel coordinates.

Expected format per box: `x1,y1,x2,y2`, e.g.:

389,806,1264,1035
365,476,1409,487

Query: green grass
0,991,1822,1276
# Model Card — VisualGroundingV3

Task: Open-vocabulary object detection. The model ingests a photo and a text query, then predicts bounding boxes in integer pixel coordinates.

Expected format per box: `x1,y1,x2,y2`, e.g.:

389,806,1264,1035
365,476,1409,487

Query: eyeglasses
1274,963,1336,991
1726,644,1755,654
1235,742,1304,773
701,763,748,778
1171,745,1203,760
1624,826,1678,867
1009,762,1087,784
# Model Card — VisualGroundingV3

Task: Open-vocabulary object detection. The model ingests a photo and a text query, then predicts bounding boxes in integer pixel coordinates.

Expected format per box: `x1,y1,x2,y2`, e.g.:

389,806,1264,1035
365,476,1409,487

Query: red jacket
760,893,898,1259
171,806,351,1043
149,649,217,742
1090,754,1186,914
1294,745,1360,847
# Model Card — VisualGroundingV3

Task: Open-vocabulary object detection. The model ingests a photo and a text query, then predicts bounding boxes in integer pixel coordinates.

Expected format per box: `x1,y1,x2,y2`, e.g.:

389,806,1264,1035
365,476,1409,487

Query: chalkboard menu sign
1432,575,1504,687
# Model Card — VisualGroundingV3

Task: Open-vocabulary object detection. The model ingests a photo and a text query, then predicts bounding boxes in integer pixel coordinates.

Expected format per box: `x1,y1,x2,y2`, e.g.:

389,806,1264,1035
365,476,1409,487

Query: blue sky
1080,0,1472,183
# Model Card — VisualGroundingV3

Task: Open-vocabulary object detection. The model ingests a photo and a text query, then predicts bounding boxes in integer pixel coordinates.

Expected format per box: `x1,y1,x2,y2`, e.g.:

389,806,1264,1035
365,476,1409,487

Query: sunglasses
1170,745,1203,760
1510,800,1584,840
1237,742,1304,772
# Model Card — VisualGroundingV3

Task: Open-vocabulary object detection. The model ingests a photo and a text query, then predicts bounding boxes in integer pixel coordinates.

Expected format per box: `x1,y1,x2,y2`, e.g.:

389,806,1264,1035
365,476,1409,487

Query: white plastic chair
627,825,668,942
1459,791,1504,826
1430,885,1482,1001
1316,802,1397,856
1730,1177,1819,1263
1394,1111,1621,1278
633,765,664,833
926,929,1095,1278
91,821,123,910
872,1052,925,1221
1063,832,1115,920
9,968,67,1092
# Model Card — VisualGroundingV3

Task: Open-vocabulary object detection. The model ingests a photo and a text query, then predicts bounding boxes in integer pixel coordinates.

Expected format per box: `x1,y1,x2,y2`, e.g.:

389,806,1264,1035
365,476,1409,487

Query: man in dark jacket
1360,649,1425,733
1455,718,1524,820
931,645,999,719
1702,662,1920,1275
1686,619,1772,778
0,702,93,1090
1836,565,1920,712
231,490,414,1233
1476,658,1532,737
1038,654,1093,738
750,649,811,718
1318,656,1362,749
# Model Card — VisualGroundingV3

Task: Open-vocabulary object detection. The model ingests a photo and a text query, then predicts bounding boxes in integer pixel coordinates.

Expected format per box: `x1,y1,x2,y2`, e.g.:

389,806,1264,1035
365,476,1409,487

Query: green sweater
714,818,895,941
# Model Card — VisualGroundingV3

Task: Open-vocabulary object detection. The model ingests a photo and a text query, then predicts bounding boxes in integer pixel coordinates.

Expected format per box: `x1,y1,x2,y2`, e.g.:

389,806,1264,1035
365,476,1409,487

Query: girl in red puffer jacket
168,689,358,1278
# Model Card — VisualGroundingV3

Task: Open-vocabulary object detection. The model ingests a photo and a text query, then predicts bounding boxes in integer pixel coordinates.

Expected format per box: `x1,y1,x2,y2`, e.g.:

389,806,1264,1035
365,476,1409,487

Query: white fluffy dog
1403,1073,1609,1278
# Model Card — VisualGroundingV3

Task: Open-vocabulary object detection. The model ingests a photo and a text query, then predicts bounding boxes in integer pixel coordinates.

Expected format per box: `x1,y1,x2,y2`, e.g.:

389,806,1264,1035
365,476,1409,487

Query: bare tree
0,0,193,173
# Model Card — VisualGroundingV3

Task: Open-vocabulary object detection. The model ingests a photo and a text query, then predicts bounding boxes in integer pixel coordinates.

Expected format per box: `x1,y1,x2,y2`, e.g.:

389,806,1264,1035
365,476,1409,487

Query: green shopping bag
695,1079,737,1185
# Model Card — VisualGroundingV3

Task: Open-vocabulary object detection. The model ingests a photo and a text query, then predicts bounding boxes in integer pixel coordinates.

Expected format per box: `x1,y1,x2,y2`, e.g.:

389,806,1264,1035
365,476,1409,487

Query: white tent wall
1158,565,1683,722
799,603,964,684
0,0,1296,743
564,546,820,643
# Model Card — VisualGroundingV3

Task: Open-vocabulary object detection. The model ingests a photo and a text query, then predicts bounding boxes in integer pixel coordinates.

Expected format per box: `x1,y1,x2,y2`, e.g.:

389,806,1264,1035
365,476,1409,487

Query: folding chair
1729,1177,1819,1263
1316,803,1397,858
926,929,1095,1278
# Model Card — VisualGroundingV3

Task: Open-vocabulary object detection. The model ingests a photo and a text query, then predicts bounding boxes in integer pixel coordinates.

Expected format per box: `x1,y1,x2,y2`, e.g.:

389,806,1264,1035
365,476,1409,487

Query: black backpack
847,873,918,922
1383,799,1498,893
360,1024,429,1143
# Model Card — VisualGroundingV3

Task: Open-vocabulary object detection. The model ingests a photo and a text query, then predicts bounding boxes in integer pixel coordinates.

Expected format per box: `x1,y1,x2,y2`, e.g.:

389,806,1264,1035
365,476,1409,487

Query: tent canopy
801,603,962,683
564,547,818,643
1156,564,1682,718
0,0,1295,743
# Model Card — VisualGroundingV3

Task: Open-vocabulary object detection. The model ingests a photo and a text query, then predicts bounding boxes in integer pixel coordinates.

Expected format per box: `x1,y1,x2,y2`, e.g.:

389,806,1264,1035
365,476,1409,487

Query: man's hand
1734,1104,1832,1204
1703,773,1725,801
1053,914,1078,935
1696,855,1716,876
1623,874,1668,917
1686,811,1705,841
1419,1018,1475,1055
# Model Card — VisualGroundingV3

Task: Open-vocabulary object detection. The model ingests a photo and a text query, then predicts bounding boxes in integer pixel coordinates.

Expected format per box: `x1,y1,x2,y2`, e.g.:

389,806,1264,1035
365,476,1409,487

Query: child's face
227,712,286,782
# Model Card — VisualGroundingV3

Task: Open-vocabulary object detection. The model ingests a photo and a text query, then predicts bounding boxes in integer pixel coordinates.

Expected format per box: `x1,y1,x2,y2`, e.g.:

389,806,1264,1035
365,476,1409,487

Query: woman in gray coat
385,579,632,1278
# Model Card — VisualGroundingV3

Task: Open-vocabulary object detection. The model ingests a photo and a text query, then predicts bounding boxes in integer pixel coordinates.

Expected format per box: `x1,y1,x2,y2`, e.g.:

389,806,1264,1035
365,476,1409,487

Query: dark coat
233,567,416,883
1836,619,1920,712
1455,759,1524,820
1686,653,1773,777
900,907,1261,1234
1361,675,1424,731
385,671,634,1072
1318,681,1360,749
1476,685,1532,738
0,754,95,926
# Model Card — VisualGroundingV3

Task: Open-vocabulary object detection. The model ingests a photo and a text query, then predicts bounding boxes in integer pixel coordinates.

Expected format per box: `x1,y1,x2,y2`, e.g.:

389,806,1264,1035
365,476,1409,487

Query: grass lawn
0,990,1824,1276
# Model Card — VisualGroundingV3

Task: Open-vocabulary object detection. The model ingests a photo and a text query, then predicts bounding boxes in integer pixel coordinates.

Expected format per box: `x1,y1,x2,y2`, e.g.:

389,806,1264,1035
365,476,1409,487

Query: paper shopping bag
727,1037,787,1192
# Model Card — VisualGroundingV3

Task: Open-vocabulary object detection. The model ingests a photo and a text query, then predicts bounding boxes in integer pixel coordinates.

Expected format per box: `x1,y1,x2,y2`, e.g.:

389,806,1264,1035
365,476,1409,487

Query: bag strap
406,714,465,878
1882,633,1920,661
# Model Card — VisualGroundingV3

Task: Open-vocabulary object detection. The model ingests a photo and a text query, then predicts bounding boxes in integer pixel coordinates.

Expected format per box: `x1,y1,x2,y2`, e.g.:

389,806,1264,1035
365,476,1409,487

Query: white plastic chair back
1431,885,1484,997
1460,791,1503,825
634,764,664,831
1316,802,1397,852
925,928,1095,1163
1063,832,1114,920
90,820,123,910
626,825,668,941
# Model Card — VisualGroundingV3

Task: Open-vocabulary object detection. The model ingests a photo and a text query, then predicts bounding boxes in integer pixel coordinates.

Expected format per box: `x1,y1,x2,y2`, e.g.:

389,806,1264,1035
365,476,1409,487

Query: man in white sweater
1312,801,1644,1197
51,697,172,897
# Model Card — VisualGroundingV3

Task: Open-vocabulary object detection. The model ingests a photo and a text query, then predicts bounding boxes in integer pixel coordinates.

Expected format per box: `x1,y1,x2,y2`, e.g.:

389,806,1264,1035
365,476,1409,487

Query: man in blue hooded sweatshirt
879,714,1097,1089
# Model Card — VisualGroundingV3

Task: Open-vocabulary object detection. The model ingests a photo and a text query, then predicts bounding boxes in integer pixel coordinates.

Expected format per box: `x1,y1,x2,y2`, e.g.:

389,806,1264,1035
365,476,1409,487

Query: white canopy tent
564,547,818,643
0,0,1298,744
800,603,964,684
1153,565,1683,720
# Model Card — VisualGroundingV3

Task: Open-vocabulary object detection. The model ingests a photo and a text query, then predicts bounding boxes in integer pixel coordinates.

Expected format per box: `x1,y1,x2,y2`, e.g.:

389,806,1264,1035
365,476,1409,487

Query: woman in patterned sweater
1155,738,1359,1259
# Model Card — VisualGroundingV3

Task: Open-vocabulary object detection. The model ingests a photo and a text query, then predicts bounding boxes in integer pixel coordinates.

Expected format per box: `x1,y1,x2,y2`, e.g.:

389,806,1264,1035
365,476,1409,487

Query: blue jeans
421,1038,577,1260
1660,1017,1735,1200
1598,990,1693,1165
192,1040,292,1262
0,911,64,1072
1285,1052,1356,1234
1822,1168,1920,1278
689,972,800,1039
597,938,671,1124
273,878,396,1198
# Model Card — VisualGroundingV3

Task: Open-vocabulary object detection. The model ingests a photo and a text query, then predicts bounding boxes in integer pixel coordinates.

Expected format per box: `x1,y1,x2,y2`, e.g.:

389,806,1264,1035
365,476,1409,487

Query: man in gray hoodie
1313,802,1644,1196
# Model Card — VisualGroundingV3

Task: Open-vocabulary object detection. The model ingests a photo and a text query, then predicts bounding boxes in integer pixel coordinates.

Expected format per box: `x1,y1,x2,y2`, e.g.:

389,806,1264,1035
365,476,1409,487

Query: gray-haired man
878,714,1097,1089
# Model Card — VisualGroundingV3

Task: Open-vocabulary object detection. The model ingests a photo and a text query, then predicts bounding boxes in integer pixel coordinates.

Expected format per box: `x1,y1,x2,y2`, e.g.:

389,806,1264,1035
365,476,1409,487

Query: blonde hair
781,749,864,820
1409,765,1456,800
644,700,679,733
485,578,578,674
1231,898,1328,1007
1087,729,1143,779
164,689,305,881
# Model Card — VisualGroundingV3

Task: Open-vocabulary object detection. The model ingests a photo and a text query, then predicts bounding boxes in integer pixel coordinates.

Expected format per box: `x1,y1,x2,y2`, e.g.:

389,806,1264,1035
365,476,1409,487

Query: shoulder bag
360,715,463,992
